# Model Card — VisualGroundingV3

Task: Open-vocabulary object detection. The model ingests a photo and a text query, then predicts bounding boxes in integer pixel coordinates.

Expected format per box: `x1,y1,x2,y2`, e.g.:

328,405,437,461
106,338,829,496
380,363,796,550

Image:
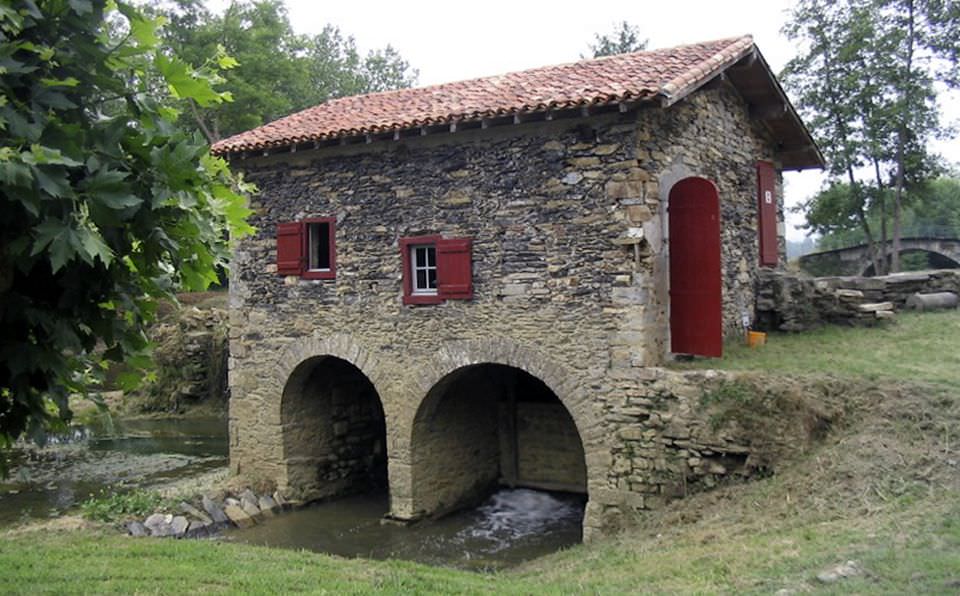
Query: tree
0,0,253,462
153,0,419,143
585,21,648,58
783,0,958,273
806,177,960,251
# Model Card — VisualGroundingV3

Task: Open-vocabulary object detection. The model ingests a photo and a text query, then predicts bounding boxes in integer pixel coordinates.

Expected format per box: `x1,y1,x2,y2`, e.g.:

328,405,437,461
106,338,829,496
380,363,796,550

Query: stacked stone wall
280,357,386,500
228,84,783,537
756,268,960,332
515,402,587,490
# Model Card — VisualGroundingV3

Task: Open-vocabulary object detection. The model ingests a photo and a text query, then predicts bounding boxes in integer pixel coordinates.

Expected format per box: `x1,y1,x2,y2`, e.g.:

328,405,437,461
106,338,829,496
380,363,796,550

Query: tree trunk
848,167,882,275
891,0,917,274
873,158,888,275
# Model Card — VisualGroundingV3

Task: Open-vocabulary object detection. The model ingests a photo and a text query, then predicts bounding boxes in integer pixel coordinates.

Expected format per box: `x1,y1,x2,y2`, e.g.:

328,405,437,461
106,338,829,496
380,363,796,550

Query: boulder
240,494,261,518
144,513,175,537
170,515,190,537
180,501,213,524
258,495,280,514
186,520,212,538
202,495,229,524
906,291,958,311
126,521,148,537
224,504,257,528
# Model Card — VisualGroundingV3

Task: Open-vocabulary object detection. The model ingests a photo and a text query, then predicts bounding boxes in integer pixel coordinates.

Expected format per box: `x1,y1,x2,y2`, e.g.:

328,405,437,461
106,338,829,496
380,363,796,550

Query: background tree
0,0,253,462
153,0,419,143
784,0,959,273
585,21,648,58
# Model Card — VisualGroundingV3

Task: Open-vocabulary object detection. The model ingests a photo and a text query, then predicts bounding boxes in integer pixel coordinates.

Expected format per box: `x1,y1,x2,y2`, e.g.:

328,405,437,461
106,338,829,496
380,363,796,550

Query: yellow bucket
746,330,767,348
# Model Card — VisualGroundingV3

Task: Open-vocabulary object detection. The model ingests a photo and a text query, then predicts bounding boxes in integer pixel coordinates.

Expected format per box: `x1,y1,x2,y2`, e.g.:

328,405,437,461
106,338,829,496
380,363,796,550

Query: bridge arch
274,335,389,501
860,248,960,276
388,338,606,525
799,237,960,277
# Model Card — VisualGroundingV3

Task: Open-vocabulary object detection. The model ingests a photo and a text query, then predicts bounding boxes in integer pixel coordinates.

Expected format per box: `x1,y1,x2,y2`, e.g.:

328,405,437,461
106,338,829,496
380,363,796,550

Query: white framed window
411,244,437,294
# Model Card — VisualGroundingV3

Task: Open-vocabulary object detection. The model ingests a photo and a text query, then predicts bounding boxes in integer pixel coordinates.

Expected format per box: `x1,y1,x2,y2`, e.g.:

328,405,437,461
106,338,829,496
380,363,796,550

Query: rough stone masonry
228,85,786,540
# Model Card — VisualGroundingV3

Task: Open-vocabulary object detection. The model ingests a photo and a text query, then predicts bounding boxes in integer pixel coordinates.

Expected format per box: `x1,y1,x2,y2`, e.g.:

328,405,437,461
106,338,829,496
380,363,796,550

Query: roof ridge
659,35,755,103
290,35,754,112
212,34,760,155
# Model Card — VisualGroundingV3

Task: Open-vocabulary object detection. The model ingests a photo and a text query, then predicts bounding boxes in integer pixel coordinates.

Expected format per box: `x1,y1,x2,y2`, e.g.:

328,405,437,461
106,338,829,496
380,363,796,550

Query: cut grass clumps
80,489,167,523
699,376,843,473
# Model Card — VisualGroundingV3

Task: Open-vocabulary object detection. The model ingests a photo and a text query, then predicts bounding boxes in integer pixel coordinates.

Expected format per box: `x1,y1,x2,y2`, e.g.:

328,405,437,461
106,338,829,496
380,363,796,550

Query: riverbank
2,487,957,593
2,310,958,592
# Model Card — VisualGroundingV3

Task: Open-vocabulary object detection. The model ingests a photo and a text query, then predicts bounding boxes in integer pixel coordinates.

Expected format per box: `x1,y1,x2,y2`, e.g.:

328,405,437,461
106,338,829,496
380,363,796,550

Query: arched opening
668,177,722,357
280,356,387,501
409,363,587,519
862,249,960,276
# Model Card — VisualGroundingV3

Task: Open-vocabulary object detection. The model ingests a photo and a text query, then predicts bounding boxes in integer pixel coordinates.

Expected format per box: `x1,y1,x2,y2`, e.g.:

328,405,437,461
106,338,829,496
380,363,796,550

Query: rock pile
125,488,289,539
755,269,960,332
140,305,228,411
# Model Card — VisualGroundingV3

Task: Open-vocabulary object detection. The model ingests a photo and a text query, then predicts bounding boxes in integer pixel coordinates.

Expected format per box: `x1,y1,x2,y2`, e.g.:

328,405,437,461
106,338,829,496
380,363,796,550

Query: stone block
224,504,257,528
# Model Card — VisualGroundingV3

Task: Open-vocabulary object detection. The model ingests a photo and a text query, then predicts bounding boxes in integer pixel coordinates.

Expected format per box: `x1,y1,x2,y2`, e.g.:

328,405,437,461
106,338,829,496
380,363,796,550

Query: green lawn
3,309,959,594
2,495,958,594
676,309,960,389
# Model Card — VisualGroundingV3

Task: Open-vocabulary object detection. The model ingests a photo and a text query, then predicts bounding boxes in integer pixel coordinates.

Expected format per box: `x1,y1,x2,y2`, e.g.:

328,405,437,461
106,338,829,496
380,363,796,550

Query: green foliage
80,488,166,522
0,1,254,461
152,0,418,142
783,0,958,273
813,177,960,252
585,21,647,58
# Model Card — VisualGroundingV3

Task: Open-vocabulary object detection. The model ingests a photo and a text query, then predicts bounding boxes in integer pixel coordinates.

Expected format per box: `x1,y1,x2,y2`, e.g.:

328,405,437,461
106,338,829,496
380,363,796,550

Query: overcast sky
212,0,959,241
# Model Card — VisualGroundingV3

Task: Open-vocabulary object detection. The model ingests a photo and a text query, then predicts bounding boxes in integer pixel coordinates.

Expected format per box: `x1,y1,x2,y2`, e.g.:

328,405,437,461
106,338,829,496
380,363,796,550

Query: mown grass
2,309,959,594
1,494,958,594
675,309,960,389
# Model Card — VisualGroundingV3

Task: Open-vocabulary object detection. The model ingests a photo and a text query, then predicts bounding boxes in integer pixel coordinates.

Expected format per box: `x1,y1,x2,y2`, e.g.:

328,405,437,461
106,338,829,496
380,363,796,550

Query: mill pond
0,416,585,570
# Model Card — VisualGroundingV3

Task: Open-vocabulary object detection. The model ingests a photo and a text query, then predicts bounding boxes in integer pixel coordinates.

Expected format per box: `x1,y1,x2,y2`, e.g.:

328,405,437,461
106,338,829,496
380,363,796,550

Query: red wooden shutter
437,238,473,300
757,160,779,267
276,222,304,275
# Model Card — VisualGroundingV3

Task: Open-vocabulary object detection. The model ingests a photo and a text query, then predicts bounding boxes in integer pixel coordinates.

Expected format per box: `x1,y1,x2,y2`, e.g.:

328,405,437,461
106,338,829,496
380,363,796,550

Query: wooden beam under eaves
750,102,787,120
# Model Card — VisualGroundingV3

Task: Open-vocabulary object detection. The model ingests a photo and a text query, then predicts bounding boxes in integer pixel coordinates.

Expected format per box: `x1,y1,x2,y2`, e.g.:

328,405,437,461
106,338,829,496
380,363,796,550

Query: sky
212,0,960,241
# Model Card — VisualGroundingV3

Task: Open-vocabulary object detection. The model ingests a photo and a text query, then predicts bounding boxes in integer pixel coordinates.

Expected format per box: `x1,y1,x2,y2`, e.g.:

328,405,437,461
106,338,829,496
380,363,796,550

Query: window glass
308,222,330,271
411,245,437,293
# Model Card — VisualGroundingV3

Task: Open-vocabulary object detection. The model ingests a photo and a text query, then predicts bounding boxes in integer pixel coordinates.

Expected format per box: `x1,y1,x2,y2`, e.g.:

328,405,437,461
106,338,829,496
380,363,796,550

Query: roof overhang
661,45,824,171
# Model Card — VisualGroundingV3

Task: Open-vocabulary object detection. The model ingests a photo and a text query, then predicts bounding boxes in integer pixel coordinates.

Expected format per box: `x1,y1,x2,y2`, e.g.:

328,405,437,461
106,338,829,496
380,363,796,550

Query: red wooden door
669,177,722,357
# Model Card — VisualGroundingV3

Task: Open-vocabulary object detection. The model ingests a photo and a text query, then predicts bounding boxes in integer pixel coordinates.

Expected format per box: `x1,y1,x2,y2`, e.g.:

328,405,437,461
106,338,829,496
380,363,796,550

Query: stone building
213,36,823,539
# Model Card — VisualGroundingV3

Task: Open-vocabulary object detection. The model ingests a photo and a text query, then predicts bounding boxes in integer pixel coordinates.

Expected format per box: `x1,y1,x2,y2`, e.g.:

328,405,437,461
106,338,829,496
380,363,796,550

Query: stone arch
860,247,960,276
388,338,606,524
275,335,390,501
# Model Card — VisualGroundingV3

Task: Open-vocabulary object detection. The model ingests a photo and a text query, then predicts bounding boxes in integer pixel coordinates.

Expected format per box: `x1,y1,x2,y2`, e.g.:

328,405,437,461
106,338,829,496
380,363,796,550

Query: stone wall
756,268,960,332
409,366,502,518
228,83,783,538
280,356,386,500
515,402,587,491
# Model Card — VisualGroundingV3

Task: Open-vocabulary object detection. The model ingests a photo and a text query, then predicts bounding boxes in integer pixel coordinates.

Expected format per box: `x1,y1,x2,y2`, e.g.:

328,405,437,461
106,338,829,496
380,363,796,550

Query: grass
2,309,959,593
1,495,957,594
675,309,960,389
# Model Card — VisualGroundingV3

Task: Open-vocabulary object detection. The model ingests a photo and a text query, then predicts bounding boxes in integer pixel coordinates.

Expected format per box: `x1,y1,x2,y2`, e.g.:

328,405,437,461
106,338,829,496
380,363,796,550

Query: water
225,488,585,570
0,416,228,526
1,417,583,568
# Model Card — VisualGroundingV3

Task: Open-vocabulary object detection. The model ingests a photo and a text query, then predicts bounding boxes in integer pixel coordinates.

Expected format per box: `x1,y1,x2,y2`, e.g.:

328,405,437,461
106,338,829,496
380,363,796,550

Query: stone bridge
799,237,960,276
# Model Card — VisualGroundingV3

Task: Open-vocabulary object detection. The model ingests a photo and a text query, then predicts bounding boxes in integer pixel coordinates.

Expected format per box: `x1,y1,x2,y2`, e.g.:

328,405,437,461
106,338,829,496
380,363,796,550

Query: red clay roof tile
212,35,755,155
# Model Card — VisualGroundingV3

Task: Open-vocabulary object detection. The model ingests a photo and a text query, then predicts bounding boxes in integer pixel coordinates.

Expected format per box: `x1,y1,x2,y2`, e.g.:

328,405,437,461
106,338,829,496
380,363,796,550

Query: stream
1,417,584,569
0,416,228,527
225,488,585,570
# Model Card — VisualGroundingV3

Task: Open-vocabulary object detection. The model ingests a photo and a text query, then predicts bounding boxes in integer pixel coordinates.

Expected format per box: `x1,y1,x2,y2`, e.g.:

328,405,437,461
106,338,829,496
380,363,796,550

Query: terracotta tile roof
212,35,755,155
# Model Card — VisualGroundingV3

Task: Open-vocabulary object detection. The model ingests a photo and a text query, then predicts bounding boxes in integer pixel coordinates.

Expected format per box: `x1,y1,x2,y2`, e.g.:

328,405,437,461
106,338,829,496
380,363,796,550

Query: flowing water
0,416,228,526
225,488,585,570
1,416,583,568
